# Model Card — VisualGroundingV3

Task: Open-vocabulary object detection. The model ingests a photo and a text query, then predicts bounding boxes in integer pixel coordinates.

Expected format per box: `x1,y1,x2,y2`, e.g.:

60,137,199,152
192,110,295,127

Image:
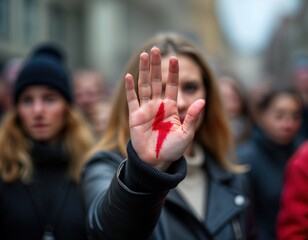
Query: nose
32,100,44,116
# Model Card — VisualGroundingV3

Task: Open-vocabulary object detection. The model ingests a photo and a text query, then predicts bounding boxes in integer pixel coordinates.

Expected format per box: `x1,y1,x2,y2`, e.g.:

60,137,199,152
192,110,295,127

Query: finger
150,47,162,99
125,73,139,113
165,57,179,102
182,99,206,133
138,52,151,105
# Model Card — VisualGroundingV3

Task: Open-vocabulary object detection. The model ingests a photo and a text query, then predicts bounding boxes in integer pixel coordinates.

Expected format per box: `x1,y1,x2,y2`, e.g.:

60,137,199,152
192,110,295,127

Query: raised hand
125,47,205,171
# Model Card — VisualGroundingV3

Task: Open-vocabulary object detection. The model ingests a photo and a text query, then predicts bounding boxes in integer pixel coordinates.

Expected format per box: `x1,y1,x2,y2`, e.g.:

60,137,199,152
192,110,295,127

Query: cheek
17,108,31,126
17,114,33,136
260,115,277,131
51,106,67,126
291,119,302,131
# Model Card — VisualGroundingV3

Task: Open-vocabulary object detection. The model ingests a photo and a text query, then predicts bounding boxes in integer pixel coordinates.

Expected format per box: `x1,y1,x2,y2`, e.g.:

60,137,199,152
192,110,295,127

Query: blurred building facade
264,0,308,84
0,0,227,86
0,0,305,88
0,0,83,70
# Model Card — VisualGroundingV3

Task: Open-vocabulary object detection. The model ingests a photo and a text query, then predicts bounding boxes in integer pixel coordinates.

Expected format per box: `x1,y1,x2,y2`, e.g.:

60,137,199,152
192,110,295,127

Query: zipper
232,218,243,240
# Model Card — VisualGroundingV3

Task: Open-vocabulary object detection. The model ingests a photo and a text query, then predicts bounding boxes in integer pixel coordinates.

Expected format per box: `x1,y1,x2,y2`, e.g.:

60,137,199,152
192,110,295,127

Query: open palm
125,47,205,171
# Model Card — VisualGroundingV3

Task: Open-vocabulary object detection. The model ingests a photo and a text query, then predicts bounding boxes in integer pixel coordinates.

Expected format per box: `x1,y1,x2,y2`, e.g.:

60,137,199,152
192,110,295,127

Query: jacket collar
166,152,248,235
203,153,233,183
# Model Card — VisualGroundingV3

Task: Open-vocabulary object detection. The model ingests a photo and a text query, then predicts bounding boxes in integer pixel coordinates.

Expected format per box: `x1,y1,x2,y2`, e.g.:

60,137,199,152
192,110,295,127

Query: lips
33,123,48,129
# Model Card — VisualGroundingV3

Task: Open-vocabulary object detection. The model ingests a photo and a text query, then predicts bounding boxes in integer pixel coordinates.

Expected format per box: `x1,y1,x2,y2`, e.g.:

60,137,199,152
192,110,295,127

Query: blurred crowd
0,32,308,240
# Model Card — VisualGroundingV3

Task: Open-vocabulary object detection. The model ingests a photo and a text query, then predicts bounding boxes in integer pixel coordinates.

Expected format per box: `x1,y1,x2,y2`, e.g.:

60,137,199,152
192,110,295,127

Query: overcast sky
216,0,302,54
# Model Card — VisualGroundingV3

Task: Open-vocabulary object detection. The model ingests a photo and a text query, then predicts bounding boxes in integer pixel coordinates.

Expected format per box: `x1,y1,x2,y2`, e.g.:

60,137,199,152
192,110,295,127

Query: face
293,68,308,104
161,55,206,128
74,76,103,113
260,94,302,145
17,86,67,144
218,80,242,118
294,68,308,91
0,81,8,106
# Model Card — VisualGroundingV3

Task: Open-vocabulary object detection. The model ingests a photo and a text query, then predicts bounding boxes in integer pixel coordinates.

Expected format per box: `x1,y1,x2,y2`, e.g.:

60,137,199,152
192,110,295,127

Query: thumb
182,99,206,134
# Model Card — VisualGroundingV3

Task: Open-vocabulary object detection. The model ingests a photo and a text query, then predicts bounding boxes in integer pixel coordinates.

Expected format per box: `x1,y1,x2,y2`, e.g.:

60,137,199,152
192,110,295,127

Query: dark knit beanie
13,43,73,104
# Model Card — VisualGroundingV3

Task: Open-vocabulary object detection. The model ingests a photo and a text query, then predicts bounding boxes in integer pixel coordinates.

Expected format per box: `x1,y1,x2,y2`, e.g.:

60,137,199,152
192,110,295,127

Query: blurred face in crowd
161,55,206,130
17,86,67,144
293,67,308,104
218,79,242,118
73,73,103,114
294,67,308,90
260,93,302,145
0,79,8,105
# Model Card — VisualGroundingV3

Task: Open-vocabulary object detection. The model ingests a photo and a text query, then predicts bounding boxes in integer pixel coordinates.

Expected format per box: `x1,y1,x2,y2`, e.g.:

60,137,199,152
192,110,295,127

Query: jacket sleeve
82,140,187,240
276,142,308,240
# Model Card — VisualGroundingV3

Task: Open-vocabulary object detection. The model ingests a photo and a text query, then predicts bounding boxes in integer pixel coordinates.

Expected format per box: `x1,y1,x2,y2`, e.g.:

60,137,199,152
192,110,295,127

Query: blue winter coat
237,127,299,240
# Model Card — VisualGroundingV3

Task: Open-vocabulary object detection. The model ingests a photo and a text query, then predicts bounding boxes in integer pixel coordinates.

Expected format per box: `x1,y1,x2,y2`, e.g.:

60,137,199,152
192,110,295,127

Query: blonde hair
0,106,94,183
90,32,244,172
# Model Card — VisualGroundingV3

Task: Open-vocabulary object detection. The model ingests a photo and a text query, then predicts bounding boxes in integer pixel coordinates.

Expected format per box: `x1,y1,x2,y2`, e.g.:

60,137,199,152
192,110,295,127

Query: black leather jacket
82,141,257,240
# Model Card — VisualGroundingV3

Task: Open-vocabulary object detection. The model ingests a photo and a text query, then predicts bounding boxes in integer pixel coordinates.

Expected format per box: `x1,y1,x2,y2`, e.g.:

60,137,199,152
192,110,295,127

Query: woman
0,79,9,121
217,74,252,146
73,70,111,139
0,44,94,240
82,33,256,240
237,86,303,240
276,141,308,239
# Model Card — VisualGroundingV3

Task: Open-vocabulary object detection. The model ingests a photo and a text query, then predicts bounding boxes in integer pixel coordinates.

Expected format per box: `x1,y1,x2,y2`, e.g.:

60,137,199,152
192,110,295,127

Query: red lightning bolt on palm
152,102,173,158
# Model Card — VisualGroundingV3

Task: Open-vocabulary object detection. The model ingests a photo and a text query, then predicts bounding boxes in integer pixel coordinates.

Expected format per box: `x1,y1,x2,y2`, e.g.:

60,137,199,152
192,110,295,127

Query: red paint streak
152,102,173,158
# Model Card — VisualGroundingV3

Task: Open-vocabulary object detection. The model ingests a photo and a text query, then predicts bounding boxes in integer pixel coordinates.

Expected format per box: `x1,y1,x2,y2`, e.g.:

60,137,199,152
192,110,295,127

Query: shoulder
0,178,4,194
84,150,123,168
236,140,260,164
0,177,14,190
236,140,256,154
293,141,308,161
82,150,124,179
0,178,25,201
231,171,250,190
287,141,308,172
81,151,124,209
206,153,248,191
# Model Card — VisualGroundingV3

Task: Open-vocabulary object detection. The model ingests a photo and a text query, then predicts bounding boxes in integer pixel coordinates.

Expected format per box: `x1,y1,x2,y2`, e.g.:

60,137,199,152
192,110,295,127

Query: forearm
87,141,187,240
88,167,168,240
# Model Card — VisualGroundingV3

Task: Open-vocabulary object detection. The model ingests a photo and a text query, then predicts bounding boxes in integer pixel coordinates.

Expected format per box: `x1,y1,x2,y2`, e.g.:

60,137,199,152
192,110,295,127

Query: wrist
124,139,187,192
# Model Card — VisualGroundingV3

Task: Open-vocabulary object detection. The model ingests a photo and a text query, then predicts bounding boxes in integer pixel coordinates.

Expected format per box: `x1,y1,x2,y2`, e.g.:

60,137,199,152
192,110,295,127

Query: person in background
82,32,257,240
73,70,111,139
0,78,10,120
217,74,252,146
0,43,94,240
276,141,308,239
291,53,308,140
237,86,303,240
0,57,24,109
245,81,273,129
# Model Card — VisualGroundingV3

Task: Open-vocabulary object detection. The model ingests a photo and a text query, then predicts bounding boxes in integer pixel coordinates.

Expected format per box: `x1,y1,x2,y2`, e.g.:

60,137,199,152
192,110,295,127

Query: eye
274,113,284,119
44,94,57,102
182,82,199,94
19,96,33,105
292,112,302,120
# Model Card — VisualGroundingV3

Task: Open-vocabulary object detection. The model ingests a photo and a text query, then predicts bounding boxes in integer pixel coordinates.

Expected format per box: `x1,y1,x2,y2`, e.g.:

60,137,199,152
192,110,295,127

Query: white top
177,144,207,221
